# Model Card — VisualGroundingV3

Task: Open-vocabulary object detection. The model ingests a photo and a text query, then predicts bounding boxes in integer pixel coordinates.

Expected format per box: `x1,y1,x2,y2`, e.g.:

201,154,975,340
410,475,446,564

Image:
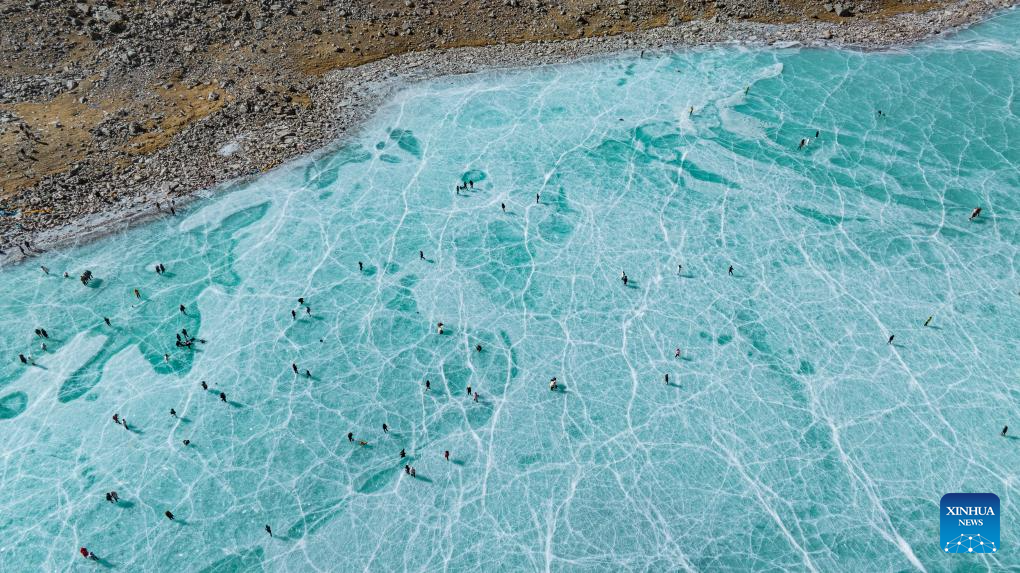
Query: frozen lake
1,10,1018,571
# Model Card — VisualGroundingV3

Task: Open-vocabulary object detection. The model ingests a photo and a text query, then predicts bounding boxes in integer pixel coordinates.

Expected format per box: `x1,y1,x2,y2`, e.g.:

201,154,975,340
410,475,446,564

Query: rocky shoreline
0,0,1013,266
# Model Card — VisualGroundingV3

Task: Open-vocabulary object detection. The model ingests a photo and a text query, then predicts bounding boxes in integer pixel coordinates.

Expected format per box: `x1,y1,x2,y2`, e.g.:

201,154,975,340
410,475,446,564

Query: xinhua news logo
940,493,1000,554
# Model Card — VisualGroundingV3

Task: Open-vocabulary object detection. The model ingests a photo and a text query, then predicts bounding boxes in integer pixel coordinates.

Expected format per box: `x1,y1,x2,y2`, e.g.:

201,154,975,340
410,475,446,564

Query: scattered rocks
0,0,1004,261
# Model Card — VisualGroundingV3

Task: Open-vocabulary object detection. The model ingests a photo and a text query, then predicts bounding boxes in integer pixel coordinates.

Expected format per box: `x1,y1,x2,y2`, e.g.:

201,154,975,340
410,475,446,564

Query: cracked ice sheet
1,10,1019,572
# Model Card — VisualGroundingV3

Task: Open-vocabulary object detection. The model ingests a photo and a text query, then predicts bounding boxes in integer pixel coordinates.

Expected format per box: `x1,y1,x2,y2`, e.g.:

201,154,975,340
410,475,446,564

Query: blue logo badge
941,493,999,553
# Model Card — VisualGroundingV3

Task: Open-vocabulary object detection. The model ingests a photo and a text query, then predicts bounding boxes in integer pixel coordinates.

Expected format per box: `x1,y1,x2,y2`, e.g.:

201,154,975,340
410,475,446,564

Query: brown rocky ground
0,0,1011,256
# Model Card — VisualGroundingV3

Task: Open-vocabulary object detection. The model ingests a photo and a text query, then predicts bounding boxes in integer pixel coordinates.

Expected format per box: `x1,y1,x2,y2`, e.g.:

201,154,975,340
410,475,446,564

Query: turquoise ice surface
1,10,1019,571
